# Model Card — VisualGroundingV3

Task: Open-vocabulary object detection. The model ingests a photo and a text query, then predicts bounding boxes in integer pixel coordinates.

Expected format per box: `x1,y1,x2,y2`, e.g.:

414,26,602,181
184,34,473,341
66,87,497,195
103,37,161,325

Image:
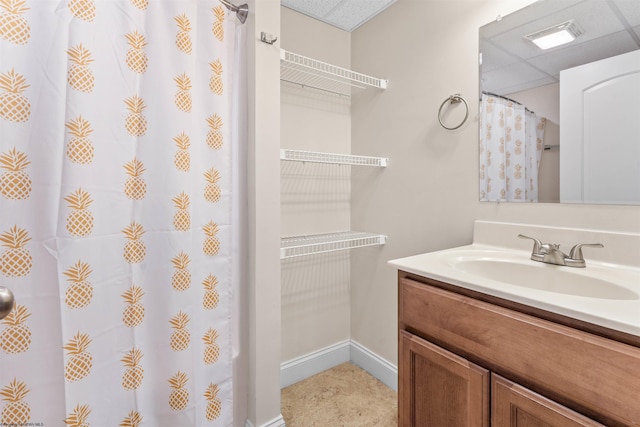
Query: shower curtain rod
482,91,523,106
218,0,249,24
482,91,535,114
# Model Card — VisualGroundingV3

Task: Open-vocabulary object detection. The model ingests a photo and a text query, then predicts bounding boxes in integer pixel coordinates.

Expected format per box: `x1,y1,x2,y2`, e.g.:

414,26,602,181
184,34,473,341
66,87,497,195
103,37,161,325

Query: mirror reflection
479,0,640,204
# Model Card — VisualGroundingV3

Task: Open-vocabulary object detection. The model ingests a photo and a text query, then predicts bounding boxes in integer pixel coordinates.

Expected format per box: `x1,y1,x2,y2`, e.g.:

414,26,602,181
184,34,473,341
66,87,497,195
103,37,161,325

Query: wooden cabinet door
492,375,605,427
399,330,490,427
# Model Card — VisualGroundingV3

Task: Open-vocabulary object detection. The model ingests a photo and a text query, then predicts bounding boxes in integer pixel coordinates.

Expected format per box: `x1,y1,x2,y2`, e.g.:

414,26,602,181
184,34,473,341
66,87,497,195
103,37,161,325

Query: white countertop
389,221,640,337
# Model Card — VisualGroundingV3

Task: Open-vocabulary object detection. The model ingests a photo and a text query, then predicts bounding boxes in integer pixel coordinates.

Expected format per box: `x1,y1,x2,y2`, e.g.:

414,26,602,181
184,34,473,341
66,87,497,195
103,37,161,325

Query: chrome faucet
518,235,604,268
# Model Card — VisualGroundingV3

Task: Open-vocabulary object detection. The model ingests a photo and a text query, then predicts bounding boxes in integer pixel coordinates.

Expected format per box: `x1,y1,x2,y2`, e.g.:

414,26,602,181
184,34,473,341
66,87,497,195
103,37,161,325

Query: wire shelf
280,49,388,97
281,231,387,259
280,149,388,167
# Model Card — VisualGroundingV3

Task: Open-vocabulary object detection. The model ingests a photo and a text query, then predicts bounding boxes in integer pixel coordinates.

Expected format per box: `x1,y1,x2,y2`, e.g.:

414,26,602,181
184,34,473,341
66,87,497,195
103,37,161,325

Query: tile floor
281,362,398,426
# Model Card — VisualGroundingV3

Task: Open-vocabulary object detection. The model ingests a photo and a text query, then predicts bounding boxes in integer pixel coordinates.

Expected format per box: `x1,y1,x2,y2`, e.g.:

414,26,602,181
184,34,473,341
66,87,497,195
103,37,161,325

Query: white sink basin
389,244,640,337
449,257,639,300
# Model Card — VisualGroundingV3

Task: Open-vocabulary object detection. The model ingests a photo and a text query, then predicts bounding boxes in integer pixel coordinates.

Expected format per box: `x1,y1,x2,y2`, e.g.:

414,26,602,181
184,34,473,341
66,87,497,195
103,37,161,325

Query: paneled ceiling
281,0,397,32
481,0,640,95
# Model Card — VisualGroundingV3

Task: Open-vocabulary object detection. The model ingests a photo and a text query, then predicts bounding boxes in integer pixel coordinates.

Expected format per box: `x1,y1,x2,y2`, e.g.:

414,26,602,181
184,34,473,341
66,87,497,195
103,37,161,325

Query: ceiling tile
611,0,640,27
480,40,522,73
480,0,640,94
281,0,397,32
527,31,639,77
482,62,553,94
281,0,343,20
490,0,627,61
325,0,397,32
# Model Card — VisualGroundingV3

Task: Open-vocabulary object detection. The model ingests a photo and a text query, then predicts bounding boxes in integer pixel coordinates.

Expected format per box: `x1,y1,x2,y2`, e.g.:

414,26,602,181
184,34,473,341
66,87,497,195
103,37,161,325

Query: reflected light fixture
525,20,582,50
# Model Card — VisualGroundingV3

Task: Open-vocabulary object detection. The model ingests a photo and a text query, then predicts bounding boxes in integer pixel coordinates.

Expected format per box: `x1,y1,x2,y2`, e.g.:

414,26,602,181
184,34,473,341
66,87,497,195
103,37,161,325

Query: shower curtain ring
438,93,469,130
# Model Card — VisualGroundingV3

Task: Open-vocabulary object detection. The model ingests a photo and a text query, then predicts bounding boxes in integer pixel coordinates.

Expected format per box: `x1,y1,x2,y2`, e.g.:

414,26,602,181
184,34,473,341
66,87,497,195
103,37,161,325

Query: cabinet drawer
400,277,640,426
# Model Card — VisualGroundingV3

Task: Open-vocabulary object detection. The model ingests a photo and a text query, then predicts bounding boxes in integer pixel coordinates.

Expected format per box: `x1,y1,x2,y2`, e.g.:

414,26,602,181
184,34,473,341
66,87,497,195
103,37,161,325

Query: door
560,49,640,204
492,375,605,427
399,330,490,427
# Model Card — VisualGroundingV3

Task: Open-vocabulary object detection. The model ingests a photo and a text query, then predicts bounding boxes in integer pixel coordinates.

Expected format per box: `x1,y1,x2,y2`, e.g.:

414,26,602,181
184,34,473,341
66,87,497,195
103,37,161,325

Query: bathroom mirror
479,0,640,204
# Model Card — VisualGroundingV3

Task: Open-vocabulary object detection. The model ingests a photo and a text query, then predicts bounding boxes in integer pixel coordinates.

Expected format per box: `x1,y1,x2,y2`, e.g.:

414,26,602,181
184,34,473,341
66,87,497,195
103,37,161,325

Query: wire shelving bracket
280,49,388,97
281,231,387,259
280,149,388,167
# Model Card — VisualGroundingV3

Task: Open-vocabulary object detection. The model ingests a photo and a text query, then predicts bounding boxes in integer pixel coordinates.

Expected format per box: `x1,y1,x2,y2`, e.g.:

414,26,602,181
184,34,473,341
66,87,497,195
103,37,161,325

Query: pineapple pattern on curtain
479,93,547,202
0,0,241,425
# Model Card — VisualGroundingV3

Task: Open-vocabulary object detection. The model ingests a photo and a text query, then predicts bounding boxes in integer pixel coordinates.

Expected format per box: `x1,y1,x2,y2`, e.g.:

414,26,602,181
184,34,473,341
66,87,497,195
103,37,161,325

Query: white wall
350,0,640,368
246,0,282,425
280,9,353,363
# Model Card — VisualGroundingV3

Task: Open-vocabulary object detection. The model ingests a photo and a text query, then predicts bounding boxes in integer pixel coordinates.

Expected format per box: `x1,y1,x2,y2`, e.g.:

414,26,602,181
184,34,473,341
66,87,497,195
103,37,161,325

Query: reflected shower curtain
0,1,242,425
479,93,546,202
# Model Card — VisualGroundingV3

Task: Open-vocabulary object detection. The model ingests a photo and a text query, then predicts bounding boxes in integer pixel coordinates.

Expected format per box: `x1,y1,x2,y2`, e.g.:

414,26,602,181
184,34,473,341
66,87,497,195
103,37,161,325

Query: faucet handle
518,234,547,261
518,234,543,255
568,243,604,261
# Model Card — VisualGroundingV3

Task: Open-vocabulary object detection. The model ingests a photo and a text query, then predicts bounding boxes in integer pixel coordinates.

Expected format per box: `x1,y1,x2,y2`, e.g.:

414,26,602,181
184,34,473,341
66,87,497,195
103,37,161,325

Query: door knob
0,286,14,320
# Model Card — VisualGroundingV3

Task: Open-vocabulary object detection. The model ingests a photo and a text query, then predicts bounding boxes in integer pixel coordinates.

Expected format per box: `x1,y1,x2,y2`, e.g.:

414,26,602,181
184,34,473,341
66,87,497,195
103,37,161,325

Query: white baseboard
245,414,286,427
350,340,398,391
280,340,351,389
280,339,398,391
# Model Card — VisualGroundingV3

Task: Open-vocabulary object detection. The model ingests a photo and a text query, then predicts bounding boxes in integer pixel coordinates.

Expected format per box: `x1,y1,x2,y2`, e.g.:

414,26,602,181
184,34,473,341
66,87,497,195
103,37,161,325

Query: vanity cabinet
398,273,640,427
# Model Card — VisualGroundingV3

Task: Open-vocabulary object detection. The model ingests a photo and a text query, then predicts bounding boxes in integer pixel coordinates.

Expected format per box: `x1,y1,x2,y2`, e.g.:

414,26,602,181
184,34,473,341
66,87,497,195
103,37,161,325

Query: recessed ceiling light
524,20,582,50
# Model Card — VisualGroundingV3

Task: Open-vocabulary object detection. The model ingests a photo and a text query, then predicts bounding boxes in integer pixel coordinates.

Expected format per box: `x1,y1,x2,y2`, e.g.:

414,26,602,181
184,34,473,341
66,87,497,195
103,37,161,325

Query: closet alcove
279,10,391,389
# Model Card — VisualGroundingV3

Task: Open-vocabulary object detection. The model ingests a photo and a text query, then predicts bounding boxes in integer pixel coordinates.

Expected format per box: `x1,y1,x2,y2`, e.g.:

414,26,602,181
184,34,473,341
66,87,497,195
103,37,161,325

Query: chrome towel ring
438,93,469,130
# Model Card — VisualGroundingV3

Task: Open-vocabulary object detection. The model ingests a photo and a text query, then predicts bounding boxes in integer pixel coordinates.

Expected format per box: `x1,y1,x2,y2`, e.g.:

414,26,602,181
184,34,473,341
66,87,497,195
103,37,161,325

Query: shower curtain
479,93,546,202
0,1,243,425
